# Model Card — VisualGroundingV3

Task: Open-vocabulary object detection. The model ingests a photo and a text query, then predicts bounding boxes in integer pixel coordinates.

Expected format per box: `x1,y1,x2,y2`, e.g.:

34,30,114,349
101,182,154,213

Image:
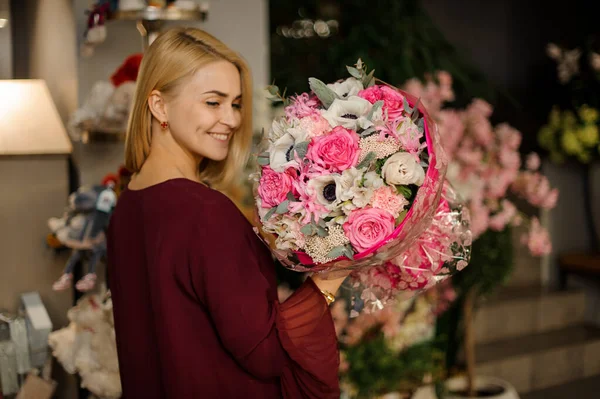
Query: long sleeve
189,195,340,397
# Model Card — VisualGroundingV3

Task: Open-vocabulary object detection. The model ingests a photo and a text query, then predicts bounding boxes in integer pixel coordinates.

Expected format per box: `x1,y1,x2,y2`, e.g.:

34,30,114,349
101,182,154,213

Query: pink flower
258,166,294,208
526,153,541,171
370,186,409,218
496,123,522,149
489,200,517,231
467,99,493,118
499,146,521,170
306,126,360,172
285,93,320,119
299,114,331,138
358,85,405,120
521,217,552,256
438,110,465,159
343,208,395,252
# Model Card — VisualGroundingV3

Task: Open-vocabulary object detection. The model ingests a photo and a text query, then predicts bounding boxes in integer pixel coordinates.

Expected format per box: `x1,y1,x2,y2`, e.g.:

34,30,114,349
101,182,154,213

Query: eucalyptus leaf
367,100,384,120
403,97,413,114
317,218,327,228
363,69,376,87
300,224,316,236
267,85,279,96
417,118,425,133
347,66,363,79
357,152,377,169
264,207,276,221
359,127,377,138
276,200,290,214
326,246,347,260
343,245,355,260
411,98,421,122
257,156,270,166
293,141,310,159
308,78,338,108
316,226,328,237
286,192,296,202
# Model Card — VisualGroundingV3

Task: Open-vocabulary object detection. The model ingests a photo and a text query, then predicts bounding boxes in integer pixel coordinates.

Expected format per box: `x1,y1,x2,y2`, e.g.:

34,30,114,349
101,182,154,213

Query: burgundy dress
107,178,340,398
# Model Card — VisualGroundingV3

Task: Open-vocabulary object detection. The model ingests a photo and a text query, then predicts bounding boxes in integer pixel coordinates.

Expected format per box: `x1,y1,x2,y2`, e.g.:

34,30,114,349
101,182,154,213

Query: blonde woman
107,27,348,398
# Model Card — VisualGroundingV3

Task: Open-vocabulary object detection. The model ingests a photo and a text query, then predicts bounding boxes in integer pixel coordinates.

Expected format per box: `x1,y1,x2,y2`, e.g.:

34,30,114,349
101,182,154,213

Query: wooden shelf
110,6,207,22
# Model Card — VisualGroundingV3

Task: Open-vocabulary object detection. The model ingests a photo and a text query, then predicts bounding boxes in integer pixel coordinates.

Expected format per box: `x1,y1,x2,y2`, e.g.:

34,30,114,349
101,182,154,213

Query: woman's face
166,60,243,162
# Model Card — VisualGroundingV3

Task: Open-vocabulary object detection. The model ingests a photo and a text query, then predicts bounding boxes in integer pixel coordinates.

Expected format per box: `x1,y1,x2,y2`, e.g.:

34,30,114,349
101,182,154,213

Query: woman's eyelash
233,104,242,110
206,101,220,107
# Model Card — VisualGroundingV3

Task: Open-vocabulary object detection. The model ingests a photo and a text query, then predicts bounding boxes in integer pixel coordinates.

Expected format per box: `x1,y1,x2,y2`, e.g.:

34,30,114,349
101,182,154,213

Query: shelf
109,6,207,22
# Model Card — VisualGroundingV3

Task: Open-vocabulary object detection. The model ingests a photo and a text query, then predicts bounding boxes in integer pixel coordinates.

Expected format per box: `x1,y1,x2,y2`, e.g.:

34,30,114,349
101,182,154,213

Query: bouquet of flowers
352,182,471,312
255,60,449,277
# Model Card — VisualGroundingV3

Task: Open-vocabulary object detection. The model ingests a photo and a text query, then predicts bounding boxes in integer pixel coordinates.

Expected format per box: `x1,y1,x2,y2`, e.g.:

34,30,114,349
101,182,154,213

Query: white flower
546,43,562,60
268,215,306,250
445,162,483,201
327,77,364,99
321,96,373,130
306,173,341,210
334,168,377,212
363,171,385,189
269,124,308,172
269,117,295,142
381,152,425,186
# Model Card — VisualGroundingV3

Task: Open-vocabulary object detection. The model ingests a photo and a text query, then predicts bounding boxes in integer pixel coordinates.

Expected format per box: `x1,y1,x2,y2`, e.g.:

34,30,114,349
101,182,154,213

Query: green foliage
270,0,506,108
344,333,445,398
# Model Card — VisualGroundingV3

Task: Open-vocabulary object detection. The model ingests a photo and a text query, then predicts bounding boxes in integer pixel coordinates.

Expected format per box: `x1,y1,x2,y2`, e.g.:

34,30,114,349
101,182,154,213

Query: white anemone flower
327,77,364,99
321,96,373,130
269,125,309,172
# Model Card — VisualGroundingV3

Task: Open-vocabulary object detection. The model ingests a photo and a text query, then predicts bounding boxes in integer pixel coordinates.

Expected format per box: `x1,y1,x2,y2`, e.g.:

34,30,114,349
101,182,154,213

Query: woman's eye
232,103,242,110
206,101,220,107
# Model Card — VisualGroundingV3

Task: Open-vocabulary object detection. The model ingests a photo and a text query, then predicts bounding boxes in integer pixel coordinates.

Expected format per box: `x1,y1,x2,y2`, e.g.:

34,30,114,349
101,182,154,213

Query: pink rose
343,207,395,252
358,85,405,120
306,126,360,172
258,166,294,208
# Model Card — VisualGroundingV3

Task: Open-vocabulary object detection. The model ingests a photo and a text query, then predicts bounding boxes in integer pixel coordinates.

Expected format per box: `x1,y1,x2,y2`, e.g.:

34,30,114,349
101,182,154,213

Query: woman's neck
128,130,203,190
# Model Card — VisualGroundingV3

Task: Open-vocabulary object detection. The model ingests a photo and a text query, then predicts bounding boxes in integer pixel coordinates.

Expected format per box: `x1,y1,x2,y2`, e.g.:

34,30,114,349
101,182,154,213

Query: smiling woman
107,27,344,399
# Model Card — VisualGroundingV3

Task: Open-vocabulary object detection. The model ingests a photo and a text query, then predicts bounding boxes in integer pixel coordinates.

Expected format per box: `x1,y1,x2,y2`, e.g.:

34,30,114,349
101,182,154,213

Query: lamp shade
0,79,72,155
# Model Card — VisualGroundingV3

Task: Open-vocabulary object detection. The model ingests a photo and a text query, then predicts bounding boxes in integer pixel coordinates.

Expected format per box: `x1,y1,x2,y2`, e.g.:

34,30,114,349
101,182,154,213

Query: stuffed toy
52,175,118,292
68,53,143,141
48,294,121,399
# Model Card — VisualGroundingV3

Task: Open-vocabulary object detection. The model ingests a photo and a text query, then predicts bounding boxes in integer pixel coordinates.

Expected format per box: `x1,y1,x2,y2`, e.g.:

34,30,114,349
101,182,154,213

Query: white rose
381,152,425,186
327,77,363,99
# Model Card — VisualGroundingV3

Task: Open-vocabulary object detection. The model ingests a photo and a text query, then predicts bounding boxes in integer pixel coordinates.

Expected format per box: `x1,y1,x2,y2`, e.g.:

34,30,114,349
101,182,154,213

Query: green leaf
411,98,422,122
343,245,355,260
317,218,327,228
367,100,384,120
359,127,377,137
257,157,270,166
300,224,315,236
417,118,425,134
347,66,362,79
395,210,408,224
326,245,347,260
267,85,279,96
264,207,276,221
293,141,310,159
396,185,413,198
286,192,296,202
403,97,413,114
316,226,328,237
276,200,290,214
363,69,376,87
308,77,339,108
357,151,377,169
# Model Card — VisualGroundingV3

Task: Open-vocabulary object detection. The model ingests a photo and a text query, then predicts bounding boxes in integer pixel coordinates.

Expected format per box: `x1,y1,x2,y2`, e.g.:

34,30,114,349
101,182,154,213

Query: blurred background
0,0,598,398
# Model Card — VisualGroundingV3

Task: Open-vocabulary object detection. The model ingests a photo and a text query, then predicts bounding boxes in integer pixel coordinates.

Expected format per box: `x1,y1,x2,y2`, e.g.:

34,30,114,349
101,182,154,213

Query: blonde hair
124,27,253,190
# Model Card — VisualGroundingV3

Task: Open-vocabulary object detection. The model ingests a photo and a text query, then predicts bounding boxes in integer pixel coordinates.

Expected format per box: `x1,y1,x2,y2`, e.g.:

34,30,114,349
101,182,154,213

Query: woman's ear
148,90,168,123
